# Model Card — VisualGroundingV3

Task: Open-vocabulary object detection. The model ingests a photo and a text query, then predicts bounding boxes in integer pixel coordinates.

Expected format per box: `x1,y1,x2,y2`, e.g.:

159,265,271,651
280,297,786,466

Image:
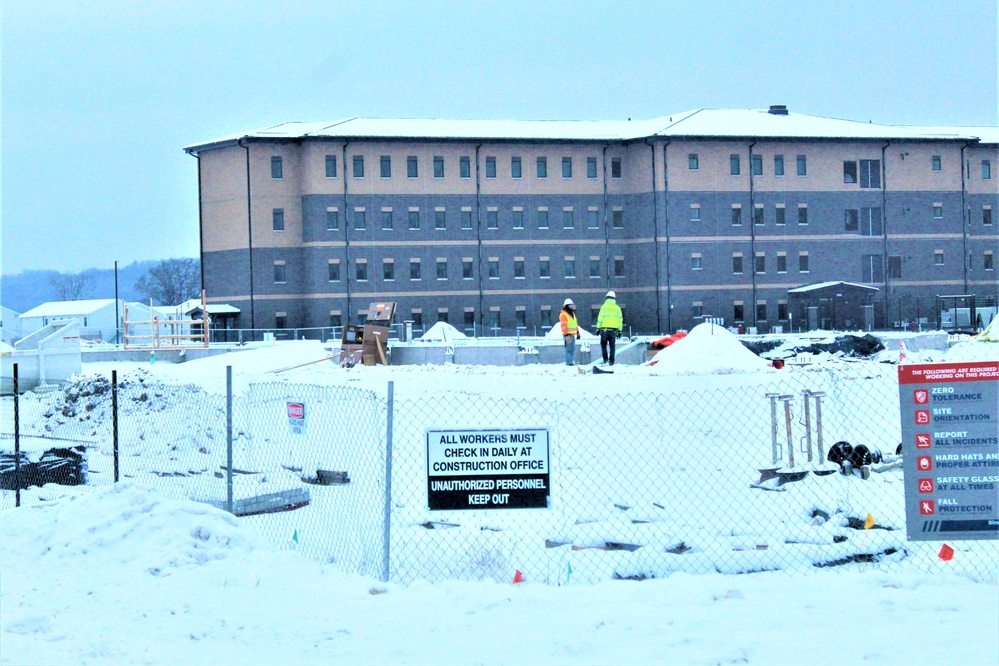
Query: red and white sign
919,500,936,515
913,389,929,404
917,456,933,471
918,478,934,494
286,401,307,435
915,433,932,448
915,410,930,425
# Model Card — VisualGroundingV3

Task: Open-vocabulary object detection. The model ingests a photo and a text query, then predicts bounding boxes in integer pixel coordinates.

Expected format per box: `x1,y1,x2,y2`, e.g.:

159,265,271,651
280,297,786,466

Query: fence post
112,370,119,483
13,363,20,508
226,365,234,515
381,380,395,583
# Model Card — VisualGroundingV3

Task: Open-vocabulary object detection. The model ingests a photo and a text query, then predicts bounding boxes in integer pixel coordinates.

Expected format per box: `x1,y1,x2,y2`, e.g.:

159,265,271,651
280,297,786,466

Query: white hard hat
606,290,616,299
563,298,574,307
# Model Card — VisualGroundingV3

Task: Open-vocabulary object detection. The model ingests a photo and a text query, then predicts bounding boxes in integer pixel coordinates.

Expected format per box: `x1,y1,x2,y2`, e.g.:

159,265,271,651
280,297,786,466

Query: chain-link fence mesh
3,362,997,584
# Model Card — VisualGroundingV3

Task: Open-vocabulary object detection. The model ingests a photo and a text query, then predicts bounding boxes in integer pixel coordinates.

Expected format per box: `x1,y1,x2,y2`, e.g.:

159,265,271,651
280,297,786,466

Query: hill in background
1,261,172,314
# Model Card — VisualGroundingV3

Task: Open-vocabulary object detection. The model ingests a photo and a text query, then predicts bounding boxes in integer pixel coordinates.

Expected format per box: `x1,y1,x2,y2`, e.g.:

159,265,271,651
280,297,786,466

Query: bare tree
49,272,95,301
134,258,201,305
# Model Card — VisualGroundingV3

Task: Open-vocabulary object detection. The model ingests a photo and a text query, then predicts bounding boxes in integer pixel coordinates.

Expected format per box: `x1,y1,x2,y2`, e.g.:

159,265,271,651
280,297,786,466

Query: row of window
688,204,994,227
318,304,625,332
302,206,627,232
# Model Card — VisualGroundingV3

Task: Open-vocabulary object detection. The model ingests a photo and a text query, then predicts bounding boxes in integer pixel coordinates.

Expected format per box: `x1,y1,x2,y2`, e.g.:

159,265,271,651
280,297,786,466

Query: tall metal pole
13,364,20,508
226,366,234,515
114,261,120,344
381,381,395,583
112,370,119,483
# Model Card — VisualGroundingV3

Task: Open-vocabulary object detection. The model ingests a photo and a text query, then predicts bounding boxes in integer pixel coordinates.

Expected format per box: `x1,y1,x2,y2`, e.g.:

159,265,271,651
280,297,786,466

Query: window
931,155,941,171
690,204,701,221
693,303,703,318
731,205,742,226
587,157,598,178
777,254,787,273
435,210,446,230
589,257,600,278
409,211,420,230
688,153,699,170
799,253,809,272
536,156,548,178
438,310,449,323
611,158,622,178
845,208,859,231
730,154,741,176
329,313,342,328
459,156,471,179
380,156,391,178
984,160,992,180
613,257,625,277
513,209,524,229
356,261,368,281
436,259,447,280
326,209,339,231
588,209,599,229
612,209,623,229
934,250,944,266
410,259,421,280
433,156,444,178
860,207,882,236
862,254,883,282
798,205,808,225
537,209,548,229
353,155,364,178
985,252,994,270
489,309,500,330
487,210,498,229
564,257,576,278
488,259,499,279
516,309,527,329
888,255,902,279
272,208,284,231
326,155,338,178
328,262,340,282
734,303,744,322
860,159,880,188
541,308,552,326
777,302,788,320
732,255,743,274
271,156,283,179
539,258,550,278
514,258,525,279
411,312,423,329
753,205,764,226
755,254,765,274
775,206,785,225
796,155,807,176
756,303,767,322
461,210,472,230
751,154,762,176
843,161,857,183
275,314,286,329
774,154,784,176
562,157,572,179
984,207,993,225
383,260,394,281
463,259,473,279
407,156,418,178
691,254,702,270
381,210,393,230
485,156,496,178
562,209,574,229
353,210,366,230
933,203,943,219
464,310,475,331
511,156,522,178
273,263,286,283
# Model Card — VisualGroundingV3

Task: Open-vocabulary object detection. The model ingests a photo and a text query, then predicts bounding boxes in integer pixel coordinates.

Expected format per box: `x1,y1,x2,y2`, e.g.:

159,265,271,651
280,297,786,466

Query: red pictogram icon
919,500,936,515
917,456,933,471
915,410,930,425
918,478,934,493
914,389,929,404
915,433,932,448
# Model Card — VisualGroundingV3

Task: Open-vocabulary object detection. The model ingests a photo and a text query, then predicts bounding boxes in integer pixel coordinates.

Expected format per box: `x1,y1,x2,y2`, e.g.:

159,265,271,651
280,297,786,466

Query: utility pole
114,260,120,344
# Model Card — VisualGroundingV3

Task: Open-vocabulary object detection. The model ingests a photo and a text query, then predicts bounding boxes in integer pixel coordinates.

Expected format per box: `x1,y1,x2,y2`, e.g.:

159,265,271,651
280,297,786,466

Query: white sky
2,0,997,275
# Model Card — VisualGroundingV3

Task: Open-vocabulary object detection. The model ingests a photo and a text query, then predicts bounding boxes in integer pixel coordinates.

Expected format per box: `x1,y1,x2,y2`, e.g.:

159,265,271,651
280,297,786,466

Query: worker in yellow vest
559,298,579,366
596,290,623,365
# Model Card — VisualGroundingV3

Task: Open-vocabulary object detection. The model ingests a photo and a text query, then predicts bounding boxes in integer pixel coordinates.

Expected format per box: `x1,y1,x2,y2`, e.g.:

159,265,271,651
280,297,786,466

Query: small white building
1,305,22,344
19,299,125,343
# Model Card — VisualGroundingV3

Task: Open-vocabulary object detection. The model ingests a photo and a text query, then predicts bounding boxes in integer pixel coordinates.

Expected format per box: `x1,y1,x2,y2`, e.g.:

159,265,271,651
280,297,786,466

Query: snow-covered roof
20,299,118,318
788,281,880,294
186,108,992,152
178,299,240,316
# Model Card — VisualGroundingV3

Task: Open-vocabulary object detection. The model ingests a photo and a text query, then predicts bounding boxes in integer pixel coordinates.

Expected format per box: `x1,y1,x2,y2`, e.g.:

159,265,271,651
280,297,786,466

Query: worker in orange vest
559,298,579,365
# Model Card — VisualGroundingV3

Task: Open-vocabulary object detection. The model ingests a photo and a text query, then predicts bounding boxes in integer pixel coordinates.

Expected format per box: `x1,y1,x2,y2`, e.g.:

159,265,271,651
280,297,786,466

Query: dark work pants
599,329,617,364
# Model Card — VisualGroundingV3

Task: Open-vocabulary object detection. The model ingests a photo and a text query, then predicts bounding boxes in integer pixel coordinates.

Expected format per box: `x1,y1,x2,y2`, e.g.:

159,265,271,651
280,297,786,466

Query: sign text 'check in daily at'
426,428,550,510
899,361,999,541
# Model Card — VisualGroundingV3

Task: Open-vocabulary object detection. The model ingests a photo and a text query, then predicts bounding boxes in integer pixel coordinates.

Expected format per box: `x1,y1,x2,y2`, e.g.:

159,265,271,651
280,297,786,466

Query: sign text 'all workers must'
426,428,550,510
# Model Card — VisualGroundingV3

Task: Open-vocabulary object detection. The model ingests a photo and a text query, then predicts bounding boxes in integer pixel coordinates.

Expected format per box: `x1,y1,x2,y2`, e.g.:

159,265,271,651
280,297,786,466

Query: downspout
186,149,205,293
960,141,970,295
342,141,351,324
238,139,256,333
881,141,891,326
663,140,672,333
602,144,610,301
474,143,484,331
748,139,758,328
645,138,662,334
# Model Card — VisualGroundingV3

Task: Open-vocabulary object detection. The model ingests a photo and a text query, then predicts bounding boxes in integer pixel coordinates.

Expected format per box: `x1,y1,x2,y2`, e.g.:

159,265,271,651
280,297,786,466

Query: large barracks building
185,106,998,336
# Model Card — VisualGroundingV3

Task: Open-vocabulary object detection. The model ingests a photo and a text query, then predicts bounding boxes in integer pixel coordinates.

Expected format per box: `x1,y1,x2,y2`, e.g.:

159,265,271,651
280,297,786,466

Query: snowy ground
2,326,998,664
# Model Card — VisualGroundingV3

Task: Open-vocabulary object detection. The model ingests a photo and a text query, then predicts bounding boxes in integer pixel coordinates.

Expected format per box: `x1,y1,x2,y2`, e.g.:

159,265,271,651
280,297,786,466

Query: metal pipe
226,365,233,515
748,139,758,328
812,391,827,463
766,392,780,464
645,138,662,334
802,389,813,464
382,380,395,583
238,139,256,334
13,363,20,507
112,369,119,483
781,395,794,468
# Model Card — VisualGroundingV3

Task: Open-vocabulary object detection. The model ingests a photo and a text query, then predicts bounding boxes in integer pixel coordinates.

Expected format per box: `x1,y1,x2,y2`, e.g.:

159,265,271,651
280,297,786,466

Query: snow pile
644,322,772,374
543,323,599,341
418,321,467,343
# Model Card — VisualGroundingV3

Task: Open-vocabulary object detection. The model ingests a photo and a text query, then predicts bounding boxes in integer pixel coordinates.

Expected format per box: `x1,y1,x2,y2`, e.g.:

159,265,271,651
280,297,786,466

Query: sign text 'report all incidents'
426,428,550,510
898,361,999,541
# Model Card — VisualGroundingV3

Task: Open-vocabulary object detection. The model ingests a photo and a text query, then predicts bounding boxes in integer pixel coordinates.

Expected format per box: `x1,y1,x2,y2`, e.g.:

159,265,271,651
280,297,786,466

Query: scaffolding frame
122,290,210,350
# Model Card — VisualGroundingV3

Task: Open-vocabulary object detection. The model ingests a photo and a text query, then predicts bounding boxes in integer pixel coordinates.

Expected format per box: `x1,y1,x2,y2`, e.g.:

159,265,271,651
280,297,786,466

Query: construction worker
559,298,579,365
596,290,623,365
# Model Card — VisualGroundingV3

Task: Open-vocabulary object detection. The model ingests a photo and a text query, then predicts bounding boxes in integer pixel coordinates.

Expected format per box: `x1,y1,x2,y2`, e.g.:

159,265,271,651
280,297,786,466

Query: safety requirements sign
898,361,998,541
426,428,550,510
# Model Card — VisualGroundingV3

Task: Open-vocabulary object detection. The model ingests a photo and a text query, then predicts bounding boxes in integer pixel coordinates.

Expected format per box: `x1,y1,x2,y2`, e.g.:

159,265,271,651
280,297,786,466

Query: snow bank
419,321,467,343
643,322,772,374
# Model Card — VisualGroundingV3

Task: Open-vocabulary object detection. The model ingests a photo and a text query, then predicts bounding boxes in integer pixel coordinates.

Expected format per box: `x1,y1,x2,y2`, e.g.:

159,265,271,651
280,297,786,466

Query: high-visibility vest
596,299,623,331
559,310,578,336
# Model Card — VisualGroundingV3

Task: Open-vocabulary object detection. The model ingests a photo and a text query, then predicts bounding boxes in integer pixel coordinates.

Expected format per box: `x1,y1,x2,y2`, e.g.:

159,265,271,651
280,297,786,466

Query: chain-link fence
3,362,997,584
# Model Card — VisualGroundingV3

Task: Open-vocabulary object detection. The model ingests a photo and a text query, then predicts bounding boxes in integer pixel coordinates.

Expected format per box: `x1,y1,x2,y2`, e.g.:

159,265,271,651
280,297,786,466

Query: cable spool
827,441,853,466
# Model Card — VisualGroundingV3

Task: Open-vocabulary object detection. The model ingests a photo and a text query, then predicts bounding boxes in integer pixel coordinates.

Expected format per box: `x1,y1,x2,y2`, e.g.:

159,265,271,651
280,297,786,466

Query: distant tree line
39,258,201,307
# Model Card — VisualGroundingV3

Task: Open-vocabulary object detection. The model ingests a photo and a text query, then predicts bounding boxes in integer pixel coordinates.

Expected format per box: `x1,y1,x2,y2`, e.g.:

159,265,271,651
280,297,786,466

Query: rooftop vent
769,105,789,115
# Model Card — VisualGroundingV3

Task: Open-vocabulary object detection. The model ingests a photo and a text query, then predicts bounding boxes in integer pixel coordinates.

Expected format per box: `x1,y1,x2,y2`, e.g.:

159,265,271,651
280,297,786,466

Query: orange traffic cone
512,570,525,584
899,340,908,364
